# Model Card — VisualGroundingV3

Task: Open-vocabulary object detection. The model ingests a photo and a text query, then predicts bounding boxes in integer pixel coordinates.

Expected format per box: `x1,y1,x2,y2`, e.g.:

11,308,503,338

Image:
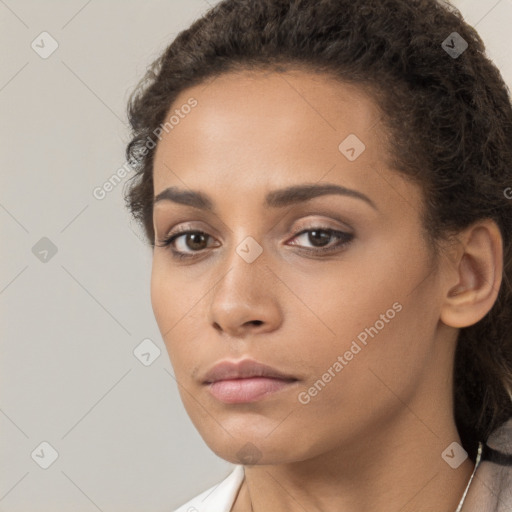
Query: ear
440,219,503,328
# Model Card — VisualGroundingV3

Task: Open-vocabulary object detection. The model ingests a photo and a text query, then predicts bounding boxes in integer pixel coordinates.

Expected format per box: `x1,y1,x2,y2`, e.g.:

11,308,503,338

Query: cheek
288,246,436,405
150,255,196,325
150,258,209,374
288,297,434,453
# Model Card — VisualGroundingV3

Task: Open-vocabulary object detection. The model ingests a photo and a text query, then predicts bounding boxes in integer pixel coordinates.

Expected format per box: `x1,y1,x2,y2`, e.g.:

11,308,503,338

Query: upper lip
202,358,298,384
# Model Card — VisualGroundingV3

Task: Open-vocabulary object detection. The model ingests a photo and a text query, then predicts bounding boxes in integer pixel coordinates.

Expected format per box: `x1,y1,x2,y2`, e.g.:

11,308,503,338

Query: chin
200,429,315,466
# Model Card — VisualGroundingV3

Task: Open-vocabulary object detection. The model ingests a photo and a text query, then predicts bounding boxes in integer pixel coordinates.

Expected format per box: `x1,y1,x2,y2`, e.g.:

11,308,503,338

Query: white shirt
173,465,244,512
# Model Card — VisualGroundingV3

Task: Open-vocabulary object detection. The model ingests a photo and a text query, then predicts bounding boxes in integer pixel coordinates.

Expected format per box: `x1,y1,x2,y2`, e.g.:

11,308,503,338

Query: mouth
206,376,298,403
202,358,299,404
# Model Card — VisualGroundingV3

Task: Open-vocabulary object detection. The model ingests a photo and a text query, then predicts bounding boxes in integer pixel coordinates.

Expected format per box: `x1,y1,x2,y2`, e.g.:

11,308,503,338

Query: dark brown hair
123,0,512,460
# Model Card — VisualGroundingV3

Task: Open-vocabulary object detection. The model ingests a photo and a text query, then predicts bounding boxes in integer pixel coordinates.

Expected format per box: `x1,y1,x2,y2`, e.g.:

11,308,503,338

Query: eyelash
155,226,354,261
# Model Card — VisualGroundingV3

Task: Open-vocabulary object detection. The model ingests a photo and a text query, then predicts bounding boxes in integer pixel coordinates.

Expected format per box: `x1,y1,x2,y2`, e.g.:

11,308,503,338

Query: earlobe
440,220,503,329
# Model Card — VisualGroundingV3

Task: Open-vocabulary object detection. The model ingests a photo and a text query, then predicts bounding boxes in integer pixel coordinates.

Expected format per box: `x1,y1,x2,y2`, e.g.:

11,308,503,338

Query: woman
123,0,512,510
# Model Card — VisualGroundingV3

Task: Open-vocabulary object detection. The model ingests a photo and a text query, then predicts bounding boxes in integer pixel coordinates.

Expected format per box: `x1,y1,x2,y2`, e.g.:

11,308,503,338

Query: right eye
155,229,218,260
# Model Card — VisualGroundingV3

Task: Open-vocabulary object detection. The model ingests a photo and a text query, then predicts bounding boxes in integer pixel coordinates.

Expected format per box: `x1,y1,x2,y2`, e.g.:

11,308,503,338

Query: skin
150,69,503,512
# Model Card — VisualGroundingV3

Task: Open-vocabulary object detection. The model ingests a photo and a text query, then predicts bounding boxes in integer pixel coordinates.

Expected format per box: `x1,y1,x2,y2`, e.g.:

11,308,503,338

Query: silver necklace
247,442,483,512
454,442,483,512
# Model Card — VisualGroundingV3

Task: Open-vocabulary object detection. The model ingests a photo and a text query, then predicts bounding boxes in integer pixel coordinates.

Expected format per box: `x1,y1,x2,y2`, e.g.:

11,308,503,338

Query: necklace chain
453,442,483,512
245,442,483,512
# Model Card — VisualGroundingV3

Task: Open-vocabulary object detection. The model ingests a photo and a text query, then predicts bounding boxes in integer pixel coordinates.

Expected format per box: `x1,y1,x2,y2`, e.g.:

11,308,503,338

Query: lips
202,359,298,404
202,359,297,383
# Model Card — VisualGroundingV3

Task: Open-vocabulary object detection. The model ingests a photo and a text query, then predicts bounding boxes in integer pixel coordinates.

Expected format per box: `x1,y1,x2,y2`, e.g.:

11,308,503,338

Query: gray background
1,0,511,510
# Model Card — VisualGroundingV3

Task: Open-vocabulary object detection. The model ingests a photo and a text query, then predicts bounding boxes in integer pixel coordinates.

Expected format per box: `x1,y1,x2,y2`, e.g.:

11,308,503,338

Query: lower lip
206,377,296,404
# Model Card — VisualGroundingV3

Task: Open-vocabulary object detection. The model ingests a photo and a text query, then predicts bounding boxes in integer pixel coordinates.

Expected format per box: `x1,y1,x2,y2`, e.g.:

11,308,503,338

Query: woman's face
151,70,456,464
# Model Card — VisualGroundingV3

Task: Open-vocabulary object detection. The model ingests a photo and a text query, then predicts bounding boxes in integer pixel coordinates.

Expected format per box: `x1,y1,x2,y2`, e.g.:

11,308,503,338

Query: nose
207,246,283,338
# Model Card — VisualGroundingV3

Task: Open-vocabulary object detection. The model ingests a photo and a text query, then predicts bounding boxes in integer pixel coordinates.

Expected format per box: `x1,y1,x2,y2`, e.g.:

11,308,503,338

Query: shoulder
173,465,245,512
464,418,512,512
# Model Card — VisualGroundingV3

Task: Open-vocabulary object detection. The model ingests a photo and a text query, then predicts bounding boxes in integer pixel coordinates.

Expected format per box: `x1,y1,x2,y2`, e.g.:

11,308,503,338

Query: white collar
173,465,244,512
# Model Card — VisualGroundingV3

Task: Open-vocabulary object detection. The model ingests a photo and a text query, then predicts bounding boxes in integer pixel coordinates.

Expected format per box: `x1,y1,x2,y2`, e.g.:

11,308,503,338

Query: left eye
155,227,354,259
289,228,354,251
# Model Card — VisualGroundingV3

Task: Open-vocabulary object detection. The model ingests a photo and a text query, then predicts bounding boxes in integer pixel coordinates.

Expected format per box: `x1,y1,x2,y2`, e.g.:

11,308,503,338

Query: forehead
158,69,383,146
152,69,418,212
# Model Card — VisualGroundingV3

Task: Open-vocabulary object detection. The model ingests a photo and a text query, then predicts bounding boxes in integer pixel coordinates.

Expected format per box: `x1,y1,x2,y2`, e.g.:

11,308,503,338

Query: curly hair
123,0,512,460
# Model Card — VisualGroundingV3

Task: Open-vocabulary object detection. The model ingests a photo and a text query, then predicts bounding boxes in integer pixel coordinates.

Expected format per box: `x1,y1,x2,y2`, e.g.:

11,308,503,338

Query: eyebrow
153,183,377,211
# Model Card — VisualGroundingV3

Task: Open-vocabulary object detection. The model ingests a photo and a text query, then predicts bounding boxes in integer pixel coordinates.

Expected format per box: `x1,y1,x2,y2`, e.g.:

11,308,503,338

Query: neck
234,411,474,512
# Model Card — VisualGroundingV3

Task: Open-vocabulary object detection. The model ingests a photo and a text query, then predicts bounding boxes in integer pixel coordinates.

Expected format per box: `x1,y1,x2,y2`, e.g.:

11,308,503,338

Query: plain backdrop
1,0,511,510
